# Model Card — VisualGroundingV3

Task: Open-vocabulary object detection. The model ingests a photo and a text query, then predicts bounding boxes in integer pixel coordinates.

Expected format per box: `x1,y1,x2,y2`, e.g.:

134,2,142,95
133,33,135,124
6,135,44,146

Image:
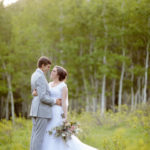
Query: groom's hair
37,56,52,68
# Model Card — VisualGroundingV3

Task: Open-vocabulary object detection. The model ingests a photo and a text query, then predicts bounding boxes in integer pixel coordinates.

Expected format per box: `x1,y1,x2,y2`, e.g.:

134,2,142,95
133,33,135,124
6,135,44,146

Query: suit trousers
30,117,50,150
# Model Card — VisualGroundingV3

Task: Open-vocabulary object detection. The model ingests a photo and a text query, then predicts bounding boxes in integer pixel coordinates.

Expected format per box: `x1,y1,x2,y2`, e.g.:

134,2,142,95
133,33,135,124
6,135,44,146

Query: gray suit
30,68,56,150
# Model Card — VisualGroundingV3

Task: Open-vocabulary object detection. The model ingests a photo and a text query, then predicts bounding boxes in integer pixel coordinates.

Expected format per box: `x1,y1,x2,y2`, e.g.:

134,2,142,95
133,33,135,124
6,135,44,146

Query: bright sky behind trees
3,0,18,7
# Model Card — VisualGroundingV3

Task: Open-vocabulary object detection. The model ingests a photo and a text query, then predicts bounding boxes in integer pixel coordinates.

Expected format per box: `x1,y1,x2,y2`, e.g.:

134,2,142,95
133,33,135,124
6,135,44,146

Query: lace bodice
49,81,68,106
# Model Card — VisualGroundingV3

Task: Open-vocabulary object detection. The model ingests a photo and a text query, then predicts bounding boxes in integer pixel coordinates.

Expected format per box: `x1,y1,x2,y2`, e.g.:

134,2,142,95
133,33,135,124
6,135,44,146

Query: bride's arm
62,86,68,120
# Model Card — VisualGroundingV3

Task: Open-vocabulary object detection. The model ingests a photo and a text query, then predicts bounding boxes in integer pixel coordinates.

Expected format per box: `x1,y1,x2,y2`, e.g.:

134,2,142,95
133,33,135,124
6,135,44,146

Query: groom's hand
32,89,38,96
56,99,62,106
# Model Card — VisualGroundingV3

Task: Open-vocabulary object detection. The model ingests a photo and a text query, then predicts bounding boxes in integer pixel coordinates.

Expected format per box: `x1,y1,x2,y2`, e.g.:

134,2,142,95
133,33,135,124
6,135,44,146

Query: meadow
0,105,150,150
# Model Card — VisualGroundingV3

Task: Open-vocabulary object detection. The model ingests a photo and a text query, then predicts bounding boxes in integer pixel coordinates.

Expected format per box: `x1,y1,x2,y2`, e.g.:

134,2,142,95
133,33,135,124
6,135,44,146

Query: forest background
0,0,150,150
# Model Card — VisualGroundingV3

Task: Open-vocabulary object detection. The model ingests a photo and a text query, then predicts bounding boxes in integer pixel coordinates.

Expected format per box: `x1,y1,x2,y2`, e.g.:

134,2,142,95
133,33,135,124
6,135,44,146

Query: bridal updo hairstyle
37,56,52,68
55,66,67,81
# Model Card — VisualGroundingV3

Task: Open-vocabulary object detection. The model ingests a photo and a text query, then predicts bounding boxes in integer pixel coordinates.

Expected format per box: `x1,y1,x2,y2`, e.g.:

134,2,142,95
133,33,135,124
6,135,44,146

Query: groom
29,56,61,150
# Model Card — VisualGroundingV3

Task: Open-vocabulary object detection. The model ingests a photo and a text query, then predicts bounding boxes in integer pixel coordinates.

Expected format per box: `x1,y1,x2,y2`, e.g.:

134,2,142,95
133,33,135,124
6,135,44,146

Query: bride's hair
54,66,67,81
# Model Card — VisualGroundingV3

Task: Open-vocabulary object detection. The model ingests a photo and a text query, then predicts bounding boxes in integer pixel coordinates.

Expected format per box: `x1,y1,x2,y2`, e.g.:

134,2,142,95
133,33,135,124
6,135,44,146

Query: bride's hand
32,89,38,96
61,113,67,122
63,118,68,123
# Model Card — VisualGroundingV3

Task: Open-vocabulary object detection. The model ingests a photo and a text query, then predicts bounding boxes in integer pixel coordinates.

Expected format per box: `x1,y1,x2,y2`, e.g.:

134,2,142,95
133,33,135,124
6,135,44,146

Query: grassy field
0,105,150,150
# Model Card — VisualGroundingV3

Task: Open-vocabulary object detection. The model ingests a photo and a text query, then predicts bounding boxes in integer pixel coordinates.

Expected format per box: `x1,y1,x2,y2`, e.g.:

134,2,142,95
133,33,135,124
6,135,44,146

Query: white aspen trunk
112,78,116,112
2,61,15,124
101,74,106,115
118,1,125,112
90,72,98,112
7,74,15,124
143,41,149,104
143,17,150,103
131,65,134,110
89,33,96,112
101,0,108,116
118,50,125,111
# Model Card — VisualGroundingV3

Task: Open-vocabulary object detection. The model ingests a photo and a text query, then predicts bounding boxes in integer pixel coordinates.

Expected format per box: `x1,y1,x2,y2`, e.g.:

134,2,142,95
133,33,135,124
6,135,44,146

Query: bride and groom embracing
29,56,98,150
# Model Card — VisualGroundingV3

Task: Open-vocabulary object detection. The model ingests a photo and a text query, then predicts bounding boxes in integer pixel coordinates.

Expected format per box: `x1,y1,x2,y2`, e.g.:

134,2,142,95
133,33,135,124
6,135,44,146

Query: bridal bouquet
49,121,81,142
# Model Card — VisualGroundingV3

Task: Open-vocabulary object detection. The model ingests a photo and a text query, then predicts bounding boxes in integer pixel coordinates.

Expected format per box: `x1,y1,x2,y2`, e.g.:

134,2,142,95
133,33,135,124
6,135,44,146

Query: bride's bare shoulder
61,81,67,88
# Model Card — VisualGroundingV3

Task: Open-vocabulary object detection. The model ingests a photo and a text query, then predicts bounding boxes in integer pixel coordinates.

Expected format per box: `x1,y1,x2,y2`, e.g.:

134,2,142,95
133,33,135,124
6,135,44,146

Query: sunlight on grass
0,105,150,150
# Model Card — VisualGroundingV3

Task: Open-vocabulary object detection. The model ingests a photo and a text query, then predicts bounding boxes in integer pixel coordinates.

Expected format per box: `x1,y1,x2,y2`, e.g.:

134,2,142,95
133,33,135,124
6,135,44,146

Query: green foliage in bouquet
49,121,81,142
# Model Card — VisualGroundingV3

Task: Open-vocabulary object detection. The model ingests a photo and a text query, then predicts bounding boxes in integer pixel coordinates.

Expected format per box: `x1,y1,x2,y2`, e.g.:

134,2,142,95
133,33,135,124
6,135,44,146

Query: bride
33,65,98,150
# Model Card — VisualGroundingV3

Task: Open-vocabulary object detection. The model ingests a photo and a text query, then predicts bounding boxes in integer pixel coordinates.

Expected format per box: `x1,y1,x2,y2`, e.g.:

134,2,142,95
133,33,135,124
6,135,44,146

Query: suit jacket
29,68,56,118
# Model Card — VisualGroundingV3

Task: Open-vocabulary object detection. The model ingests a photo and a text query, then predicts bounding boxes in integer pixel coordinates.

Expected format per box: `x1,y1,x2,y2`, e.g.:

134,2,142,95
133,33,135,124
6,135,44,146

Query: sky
3,0,19,7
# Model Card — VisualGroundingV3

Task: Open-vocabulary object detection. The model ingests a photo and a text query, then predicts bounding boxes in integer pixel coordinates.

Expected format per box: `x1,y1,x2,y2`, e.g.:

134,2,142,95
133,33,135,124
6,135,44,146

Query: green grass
0,105,150,150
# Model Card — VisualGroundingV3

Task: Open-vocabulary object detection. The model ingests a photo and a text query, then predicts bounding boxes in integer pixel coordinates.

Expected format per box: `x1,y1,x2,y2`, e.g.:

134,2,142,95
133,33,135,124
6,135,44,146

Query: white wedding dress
41,81,98,150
